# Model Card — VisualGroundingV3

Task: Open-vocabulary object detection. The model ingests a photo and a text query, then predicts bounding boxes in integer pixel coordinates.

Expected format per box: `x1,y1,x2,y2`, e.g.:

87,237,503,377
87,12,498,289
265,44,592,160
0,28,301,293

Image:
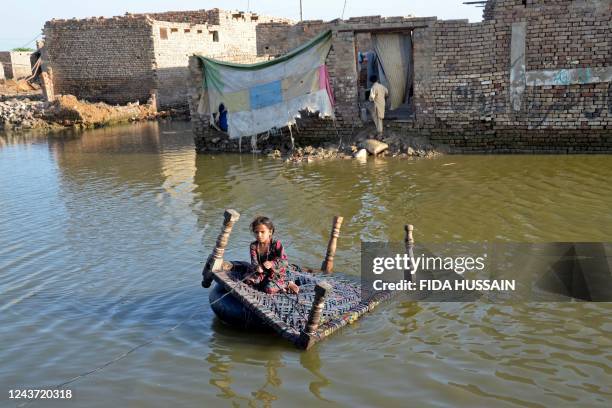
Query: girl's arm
250,242,262,271
249,243,259,267
269,240,289,276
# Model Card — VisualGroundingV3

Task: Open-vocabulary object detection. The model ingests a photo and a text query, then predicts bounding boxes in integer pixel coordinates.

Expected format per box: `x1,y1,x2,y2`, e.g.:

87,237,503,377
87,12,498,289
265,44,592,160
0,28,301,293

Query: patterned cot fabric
249,239,289,294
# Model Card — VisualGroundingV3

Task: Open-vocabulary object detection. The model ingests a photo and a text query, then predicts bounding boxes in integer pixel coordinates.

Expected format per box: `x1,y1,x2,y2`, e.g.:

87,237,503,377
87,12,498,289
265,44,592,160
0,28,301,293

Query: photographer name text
370,253,515,292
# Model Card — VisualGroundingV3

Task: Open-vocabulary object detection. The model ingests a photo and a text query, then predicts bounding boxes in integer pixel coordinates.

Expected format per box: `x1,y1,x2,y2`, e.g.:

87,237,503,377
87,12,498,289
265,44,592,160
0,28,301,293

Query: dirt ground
0,79,40,95
44,95,158,126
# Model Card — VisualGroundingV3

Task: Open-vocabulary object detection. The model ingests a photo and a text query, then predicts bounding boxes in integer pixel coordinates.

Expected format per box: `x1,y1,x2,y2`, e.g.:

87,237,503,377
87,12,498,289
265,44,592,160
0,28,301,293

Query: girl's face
253,224,272,244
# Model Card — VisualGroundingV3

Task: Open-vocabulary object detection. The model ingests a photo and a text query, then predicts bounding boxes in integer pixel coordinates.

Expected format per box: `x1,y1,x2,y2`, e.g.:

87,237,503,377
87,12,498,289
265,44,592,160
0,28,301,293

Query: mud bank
0,94,172,132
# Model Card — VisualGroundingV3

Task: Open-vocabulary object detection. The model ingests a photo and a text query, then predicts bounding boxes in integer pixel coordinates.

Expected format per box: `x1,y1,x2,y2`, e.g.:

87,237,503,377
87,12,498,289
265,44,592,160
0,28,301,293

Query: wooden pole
299,281,332,349
404,224,414,280
202,209,240,288
321,216,343,273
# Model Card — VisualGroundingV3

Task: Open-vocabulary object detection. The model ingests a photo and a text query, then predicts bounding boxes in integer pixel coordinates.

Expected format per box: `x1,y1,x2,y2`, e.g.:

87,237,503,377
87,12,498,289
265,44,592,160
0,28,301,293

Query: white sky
0,1,483,50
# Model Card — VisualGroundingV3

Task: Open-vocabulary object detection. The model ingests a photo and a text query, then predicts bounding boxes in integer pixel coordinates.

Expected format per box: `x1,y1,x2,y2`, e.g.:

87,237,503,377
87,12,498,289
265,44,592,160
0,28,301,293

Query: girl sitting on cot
246,216,299,295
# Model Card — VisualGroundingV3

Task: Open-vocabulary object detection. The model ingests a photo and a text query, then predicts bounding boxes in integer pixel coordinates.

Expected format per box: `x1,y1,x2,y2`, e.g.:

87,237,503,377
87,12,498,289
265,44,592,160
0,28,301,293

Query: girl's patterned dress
249,239,289,294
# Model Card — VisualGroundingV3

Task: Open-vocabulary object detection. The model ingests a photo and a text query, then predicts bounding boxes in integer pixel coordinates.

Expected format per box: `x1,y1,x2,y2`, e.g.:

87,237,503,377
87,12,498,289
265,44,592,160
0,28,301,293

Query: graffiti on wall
526,67,612,87
509,20,612,122
450,82,504,116
525,82,611,126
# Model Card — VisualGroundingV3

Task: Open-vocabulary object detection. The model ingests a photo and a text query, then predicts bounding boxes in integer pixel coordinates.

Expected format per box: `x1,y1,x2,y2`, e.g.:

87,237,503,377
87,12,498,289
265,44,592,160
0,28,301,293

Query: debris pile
257,124,444,163
0,98,50,131
0,93,168,132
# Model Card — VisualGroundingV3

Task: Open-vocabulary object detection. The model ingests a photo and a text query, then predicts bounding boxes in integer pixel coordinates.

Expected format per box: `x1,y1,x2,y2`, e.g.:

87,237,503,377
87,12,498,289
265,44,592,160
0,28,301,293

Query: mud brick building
40,9,291,109
190,0,611,153
0,52,34,79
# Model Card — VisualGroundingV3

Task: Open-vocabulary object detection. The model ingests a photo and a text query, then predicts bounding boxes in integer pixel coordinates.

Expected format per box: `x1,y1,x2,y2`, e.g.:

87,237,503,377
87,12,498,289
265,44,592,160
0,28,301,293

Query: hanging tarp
196,30,334,139
372,34,412,110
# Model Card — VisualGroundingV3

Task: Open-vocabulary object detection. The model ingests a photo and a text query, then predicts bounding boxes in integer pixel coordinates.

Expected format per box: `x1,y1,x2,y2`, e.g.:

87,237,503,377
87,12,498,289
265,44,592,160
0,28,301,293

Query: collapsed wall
190,0,611,153
41,16,156,106
41,9,292,110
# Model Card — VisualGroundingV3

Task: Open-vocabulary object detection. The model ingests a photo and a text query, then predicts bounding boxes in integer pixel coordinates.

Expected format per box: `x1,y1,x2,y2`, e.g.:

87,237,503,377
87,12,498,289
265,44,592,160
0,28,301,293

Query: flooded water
1,121,611,407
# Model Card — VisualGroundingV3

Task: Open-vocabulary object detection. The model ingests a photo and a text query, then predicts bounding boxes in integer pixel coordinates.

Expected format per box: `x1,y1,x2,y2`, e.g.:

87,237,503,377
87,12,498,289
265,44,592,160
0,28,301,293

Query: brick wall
187,1,610,153
255,21,330,56
42,9,292,110
0,52,33,79
137,9,219,25
152,19,223,109
414,19,506,125
42,16,156,105
404,0,610,152
152,10,291,109
300,2,611,152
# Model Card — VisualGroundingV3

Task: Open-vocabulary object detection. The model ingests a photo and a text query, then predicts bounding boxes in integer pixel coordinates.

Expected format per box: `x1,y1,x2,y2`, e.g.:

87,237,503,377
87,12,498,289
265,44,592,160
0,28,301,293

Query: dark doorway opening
355,30,415,122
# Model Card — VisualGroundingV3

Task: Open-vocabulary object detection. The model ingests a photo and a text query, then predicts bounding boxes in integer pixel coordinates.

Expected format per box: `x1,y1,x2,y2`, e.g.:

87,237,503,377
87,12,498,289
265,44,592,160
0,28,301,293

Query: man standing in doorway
369,75,388,137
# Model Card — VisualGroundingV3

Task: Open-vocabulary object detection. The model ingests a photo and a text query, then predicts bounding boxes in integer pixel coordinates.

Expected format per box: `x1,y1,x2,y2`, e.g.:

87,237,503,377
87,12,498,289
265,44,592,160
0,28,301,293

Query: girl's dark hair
251,216,274,234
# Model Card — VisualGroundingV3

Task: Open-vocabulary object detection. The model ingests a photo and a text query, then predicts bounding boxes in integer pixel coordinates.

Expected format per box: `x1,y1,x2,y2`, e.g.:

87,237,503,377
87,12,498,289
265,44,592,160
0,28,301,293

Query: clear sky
0,0,483,50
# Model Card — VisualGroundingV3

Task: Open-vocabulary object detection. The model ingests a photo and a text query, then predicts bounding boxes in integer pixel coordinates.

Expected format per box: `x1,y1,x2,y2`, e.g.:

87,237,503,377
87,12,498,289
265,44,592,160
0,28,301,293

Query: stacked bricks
42,16,156,106
160,1,612,152
135,10,217,25
42,9,292,110
398,0,610,152
152,9,291,109
255,21,330,56
237,16,439,146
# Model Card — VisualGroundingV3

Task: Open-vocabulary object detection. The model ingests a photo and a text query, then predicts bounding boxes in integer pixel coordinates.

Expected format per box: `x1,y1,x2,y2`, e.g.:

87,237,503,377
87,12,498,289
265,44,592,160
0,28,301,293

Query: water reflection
206,318,335,405
206,319,288,406
299,350,332,402
1,122,612,407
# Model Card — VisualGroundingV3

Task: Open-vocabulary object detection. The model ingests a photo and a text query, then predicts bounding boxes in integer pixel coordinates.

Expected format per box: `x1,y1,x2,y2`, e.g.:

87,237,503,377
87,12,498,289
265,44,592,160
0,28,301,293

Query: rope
17,265,342,407
341,0,348,19
16,33,41,50
17,270,257,408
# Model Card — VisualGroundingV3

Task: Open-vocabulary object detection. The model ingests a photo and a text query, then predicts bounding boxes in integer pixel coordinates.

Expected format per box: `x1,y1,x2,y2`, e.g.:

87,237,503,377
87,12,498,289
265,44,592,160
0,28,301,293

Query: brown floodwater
1,121,611,407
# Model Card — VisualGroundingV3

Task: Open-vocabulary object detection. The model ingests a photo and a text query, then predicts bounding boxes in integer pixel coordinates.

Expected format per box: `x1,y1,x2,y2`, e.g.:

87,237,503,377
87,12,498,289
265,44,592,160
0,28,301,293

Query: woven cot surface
212,262,392,346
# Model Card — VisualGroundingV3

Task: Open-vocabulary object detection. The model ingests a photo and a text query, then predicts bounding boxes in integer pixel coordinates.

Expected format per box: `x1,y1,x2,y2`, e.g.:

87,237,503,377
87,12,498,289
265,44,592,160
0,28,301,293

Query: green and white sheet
196,30,334,139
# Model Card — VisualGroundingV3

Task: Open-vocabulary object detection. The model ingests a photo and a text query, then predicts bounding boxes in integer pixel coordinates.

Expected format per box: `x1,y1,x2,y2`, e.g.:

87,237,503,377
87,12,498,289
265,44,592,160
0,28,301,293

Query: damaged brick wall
255,21,330,56
190,0,610,153
138,10,219,25
42,9,292,110
153,10,292,109
42,16,156,106
417,0,611,151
